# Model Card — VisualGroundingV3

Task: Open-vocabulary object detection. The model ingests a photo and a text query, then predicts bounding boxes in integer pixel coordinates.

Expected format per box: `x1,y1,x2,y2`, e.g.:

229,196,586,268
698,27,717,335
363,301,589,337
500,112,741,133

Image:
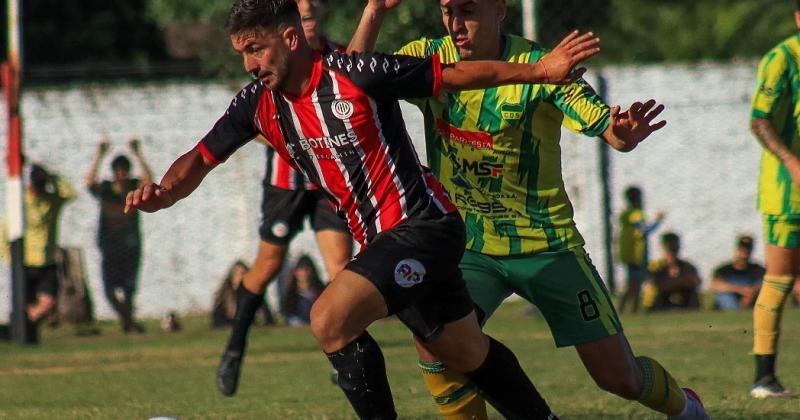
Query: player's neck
282,48,316,97
732,258,748,270
468,35,505,61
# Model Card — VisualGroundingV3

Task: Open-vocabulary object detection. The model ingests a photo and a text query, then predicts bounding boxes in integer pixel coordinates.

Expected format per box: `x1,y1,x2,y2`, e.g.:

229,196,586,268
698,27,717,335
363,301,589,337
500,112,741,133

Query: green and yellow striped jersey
397,35,610,256
752,34,800,216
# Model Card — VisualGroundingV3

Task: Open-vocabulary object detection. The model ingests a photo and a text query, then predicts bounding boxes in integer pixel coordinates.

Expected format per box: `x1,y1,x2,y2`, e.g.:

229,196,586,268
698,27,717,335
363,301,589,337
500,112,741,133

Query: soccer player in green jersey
748,0,800,399
349,1,708,418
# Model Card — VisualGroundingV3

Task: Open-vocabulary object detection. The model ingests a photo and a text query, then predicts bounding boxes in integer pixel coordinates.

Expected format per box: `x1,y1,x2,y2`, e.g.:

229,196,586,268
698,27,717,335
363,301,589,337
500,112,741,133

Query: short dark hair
225,0,300,34
29,164,49,195
737,234,754,250
624,186,642,203
111,155,131,172
661,232,680,245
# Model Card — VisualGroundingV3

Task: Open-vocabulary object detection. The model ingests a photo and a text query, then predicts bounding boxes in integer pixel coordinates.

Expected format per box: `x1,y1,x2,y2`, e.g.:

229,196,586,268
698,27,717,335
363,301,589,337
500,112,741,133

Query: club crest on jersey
394,259,426,288
332,100,354,120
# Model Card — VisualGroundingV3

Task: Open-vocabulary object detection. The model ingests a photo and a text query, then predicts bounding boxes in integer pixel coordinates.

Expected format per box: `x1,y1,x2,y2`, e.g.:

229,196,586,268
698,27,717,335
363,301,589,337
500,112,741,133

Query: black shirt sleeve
198,81,265,164
323,51,442,100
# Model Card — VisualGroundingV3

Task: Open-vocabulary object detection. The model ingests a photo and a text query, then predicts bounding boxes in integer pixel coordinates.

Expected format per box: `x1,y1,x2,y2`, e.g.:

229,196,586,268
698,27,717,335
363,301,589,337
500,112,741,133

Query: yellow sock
418,360,488,420
636,356,687,416
754,275,795,355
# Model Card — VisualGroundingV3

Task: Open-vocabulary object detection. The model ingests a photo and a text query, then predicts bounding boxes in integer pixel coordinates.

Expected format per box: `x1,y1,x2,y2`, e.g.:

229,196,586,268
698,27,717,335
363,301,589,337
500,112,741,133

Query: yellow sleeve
752,46,790,119
394,38,429,58
0,218,9,262
54,176,77,203
546,78,611,138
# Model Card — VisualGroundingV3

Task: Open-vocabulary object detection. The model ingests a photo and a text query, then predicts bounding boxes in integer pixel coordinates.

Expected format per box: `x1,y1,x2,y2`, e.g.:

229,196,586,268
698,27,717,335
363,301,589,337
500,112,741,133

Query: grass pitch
0,301,798,419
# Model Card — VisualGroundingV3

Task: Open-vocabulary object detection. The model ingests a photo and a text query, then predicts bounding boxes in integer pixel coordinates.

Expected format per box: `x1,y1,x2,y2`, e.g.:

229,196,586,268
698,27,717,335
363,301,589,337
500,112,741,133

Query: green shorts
461,247,622,347
763,214,800,249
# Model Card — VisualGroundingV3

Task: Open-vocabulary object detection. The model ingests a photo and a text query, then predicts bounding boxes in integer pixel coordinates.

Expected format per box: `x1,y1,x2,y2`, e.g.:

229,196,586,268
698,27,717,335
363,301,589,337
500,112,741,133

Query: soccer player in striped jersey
215,0,354,398
125,0,601,417
748,0,800,399
350,1,708,418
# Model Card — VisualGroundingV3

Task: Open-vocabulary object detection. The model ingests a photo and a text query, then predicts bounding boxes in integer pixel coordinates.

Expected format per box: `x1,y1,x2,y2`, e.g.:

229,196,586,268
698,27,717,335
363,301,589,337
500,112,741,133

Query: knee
430,336,489,374
309,301,349,352
593,372,643,400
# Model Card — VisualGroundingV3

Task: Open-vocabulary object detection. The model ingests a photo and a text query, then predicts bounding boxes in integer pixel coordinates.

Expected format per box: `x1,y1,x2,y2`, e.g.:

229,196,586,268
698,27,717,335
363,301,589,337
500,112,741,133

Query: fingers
555,30,580,49
609,105,621,121
572,47,600,63
650,119,667,132
124,183,164,214
644,103,665,123
566,32,597,50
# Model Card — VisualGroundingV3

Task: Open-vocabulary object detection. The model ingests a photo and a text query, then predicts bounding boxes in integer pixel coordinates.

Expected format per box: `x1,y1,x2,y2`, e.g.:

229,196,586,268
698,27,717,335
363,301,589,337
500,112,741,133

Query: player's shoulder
229,80,268,110
761,35,799,65
397,36,459,63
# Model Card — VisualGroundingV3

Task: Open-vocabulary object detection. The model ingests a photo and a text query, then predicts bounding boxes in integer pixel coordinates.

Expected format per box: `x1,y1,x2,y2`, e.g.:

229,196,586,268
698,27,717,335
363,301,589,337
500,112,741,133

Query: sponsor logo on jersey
298,130,359,151
435,118,493,149
454,193,512,215
448,155,503,178
500,103,524,122
271,220,290,238
331,100,354,120
394,259,426,288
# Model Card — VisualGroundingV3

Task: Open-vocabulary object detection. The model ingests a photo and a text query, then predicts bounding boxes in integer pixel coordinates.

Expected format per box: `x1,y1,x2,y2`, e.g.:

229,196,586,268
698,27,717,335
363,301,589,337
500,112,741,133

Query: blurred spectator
617,186,664,314
1,164,76,343
211,260,274,328
711,235,765,310
647,232,701,311
85,138,152,333
161,311,182,332
280,255,325,327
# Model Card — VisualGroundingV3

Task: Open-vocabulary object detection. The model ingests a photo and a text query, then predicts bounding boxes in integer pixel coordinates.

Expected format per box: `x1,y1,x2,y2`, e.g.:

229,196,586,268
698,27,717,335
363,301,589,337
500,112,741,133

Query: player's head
295,0,326,46
624,186,642,207
111,155,131,181
439,0,506,60
735,234,754,261
795,0,800,29
29,164,49,196
661,232,680,256
226,0,307,90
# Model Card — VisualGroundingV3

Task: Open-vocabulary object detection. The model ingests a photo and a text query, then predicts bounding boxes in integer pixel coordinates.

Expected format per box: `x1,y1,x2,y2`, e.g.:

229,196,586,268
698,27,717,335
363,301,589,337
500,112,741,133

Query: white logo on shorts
331,100,354,120
271,221,289,238
394,259,426,288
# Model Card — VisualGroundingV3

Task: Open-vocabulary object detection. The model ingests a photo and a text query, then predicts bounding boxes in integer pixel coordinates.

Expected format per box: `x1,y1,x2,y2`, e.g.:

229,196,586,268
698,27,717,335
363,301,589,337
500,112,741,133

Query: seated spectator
648,232,701,311
211,260,273,328
280,255,325,327
711,235,765,310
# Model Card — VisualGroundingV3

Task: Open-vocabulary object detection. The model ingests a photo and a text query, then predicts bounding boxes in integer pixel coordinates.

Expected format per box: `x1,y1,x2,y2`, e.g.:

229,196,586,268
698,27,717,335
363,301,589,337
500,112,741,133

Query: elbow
750,118,769,136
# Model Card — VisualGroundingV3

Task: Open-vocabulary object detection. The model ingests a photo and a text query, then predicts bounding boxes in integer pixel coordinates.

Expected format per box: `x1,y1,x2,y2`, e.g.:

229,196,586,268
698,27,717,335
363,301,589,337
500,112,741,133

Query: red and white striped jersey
264,37,345,191
198,50,456,245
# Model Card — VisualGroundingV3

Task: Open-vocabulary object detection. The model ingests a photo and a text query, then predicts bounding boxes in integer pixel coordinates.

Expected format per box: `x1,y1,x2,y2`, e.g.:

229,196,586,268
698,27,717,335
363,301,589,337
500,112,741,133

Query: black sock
466,336,554,420
225,286,263,354
325,332,396,420
755,354,777,382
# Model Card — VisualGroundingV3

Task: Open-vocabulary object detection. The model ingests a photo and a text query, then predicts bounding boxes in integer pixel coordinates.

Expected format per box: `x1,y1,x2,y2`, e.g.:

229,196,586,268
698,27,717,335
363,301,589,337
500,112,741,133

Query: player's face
231,27,292,91
296,0,325,42
439,0,505,60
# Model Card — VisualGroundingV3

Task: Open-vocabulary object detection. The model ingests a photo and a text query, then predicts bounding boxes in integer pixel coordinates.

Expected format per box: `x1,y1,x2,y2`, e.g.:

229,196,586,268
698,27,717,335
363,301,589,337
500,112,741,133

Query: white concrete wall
0,62,764,320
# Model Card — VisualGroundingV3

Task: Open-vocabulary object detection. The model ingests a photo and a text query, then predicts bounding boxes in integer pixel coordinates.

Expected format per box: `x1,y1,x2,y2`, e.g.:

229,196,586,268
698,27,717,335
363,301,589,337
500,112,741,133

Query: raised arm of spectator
348,0,401,53
129,138,154,186
85,139,109,189
124,147,213,214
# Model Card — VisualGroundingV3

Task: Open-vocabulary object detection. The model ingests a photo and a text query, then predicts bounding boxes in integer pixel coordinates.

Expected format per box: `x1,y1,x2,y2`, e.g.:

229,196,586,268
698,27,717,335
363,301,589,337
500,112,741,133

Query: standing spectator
711,235,765,310
1,164,76,343
85,138,152,333
617,186,664,314
648,232,701,311
280,255,325,326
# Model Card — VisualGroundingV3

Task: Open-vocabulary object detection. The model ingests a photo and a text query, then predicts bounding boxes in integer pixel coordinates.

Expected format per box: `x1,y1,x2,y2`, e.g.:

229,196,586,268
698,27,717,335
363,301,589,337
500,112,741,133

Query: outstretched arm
85,139,109,188
348,0,400,53
602,100,667,152
124,147,213,214
752,118,800,186
129,138,154,185
441,31,600,92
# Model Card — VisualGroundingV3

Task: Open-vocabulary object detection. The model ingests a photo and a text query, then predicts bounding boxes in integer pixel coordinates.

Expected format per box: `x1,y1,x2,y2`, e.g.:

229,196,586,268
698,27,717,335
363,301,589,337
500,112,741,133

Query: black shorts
345,205,474,341
259,185,349,246
24,264,59,302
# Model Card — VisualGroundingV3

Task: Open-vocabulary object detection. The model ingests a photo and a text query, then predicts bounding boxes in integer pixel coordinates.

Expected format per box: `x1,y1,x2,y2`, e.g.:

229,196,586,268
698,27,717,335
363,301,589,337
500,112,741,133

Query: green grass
1,302,799,419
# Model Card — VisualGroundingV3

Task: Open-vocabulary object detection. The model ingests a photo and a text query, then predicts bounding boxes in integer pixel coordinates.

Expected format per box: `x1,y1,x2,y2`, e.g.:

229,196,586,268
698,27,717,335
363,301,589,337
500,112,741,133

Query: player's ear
496,0,507,23
282,25,300,51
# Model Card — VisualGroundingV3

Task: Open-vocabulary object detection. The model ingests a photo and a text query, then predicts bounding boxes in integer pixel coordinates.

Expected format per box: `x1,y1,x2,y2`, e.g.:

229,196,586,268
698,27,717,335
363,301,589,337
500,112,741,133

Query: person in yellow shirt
2,164,76,342
618,186,664,314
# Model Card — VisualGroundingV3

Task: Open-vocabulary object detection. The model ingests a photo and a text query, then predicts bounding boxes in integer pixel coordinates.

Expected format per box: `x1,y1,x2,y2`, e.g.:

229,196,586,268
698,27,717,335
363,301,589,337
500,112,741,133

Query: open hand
536,30,600,84
367,0,401,11
606,99,667,152
129,138,140,153
97,139,110,155
124,183,174,214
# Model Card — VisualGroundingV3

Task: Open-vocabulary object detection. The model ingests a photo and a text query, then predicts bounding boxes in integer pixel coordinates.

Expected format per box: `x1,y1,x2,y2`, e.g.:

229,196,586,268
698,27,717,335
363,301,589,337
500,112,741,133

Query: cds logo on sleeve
394,259,426,288
332,100,354,120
